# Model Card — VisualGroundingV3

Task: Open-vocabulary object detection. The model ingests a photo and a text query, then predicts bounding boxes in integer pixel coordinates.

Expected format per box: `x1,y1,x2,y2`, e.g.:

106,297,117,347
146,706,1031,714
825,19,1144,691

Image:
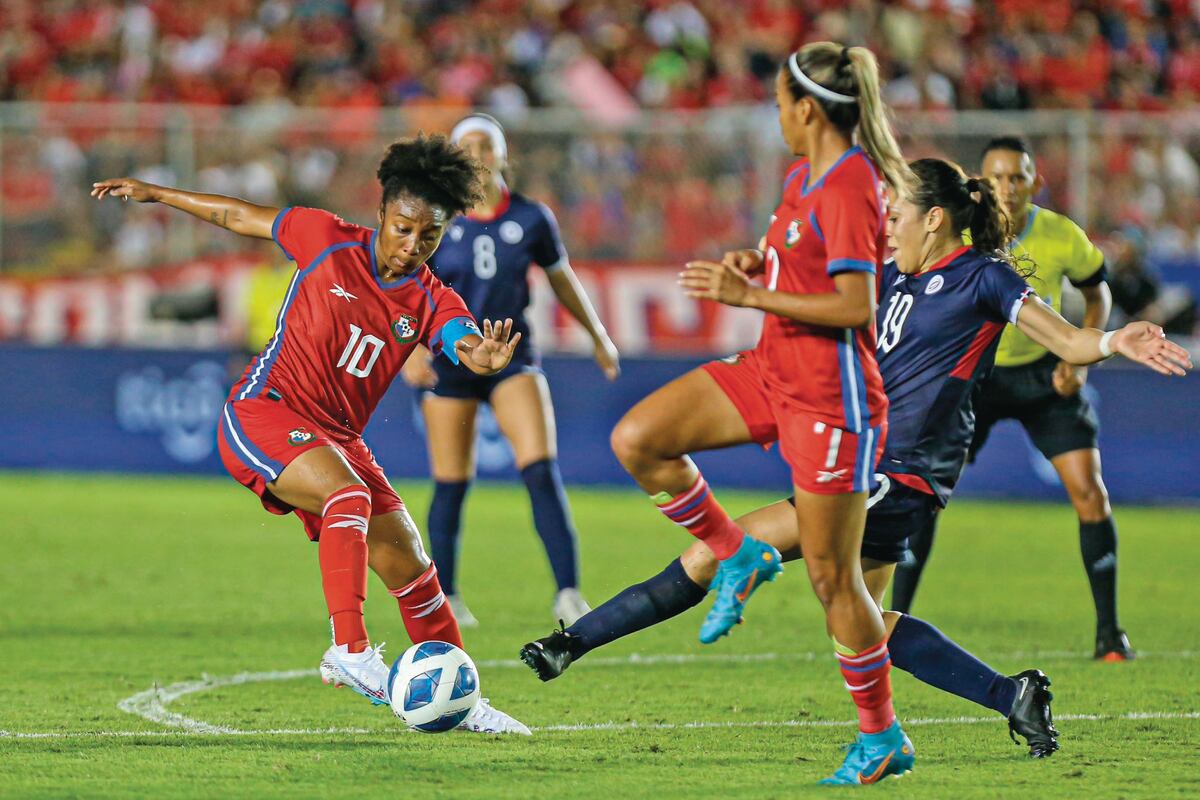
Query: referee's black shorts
968,352,1100,463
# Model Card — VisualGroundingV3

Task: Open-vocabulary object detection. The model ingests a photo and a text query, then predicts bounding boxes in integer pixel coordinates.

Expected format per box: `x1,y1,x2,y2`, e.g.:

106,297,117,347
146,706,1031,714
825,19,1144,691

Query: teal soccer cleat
819,721,915,786
699,536,782,644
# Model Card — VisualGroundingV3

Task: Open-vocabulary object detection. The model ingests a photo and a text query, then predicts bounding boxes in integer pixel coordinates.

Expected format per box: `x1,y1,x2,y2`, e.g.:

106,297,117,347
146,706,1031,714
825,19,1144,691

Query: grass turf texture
1,473,1197,798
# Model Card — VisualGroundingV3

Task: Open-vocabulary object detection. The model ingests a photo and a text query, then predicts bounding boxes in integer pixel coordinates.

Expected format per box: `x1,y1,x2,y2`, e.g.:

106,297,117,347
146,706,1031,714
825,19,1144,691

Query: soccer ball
388,641,480,733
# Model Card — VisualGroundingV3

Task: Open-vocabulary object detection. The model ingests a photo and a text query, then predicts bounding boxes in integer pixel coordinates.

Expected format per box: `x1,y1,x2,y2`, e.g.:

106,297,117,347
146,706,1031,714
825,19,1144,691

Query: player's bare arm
400,343,438,389
90,178,280,239
680,260,873,329
454,318,523,376
1016,298,1191,377
546,266,620,380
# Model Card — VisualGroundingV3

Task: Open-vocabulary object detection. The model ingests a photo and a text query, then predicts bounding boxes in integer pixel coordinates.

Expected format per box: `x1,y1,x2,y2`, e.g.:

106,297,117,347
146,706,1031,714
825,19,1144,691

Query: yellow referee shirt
245,261,294,352
994,204,1105,367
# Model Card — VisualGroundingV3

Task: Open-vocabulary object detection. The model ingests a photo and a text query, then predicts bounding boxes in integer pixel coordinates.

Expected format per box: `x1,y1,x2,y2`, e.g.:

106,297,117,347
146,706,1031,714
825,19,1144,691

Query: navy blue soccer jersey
427,189,566,359
875,246,1033,504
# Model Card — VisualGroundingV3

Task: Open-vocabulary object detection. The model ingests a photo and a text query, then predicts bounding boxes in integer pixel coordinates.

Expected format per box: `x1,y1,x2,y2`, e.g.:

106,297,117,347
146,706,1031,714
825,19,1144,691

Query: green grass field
1,473,1198,798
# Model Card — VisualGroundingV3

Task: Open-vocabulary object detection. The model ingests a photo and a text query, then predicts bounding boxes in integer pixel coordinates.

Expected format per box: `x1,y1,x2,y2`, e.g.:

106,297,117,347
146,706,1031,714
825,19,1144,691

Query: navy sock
427,480,470,594
890,513,938,613
1080,517,1119,632
567,558,707,658
520,458,579,591
889,614,1018,717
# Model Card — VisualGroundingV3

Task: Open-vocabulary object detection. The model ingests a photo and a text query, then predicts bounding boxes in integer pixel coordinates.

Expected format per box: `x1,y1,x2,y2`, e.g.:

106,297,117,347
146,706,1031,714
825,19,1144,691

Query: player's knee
805,558,857,609
368,537,428,586
610,414,655,467
1068,480,1110,521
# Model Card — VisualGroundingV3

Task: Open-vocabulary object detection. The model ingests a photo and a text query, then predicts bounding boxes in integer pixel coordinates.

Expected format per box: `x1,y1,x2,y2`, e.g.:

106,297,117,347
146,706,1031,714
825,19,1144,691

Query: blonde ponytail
844,47,912,195
781,42,913,194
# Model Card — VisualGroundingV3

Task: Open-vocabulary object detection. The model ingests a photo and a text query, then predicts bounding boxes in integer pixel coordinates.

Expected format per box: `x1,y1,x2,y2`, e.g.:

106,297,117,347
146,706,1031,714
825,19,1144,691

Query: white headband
787,52,857,105
450,116,507,162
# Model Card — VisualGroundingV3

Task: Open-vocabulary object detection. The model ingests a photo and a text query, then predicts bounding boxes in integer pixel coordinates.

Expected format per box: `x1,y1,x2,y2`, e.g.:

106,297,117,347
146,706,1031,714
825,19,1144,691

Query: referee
891,136,1134,661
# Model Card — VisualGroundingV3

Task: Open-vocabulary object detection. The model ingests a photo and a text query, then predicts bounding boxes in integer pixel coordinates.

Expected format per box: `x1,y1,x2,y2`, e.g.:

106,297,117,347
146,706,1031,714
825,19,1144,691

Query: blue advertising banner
0,345,1195,505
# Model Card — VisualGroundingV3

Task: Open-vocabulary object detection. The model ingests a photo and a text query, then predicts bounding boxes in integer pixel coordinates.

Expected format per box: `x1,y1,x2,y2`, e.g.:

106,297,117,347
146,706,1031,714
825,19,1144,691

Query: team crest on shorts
391,314,418,343
287,427,315,446
785,219,803,248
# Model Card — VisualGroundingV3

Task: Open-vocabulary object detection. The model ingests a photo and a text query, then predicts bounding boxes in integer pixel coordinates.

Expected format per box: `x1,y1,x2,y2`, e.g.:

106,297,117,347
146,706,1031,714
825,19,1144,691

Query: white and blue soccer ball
388,641,480,733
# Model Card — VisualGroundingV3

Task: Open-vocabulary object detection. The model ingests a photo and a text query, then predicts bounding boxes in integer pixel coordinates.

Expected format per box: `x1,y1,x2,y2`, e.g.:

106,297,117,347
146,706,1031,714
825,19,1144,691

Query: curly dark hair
377,134,484,216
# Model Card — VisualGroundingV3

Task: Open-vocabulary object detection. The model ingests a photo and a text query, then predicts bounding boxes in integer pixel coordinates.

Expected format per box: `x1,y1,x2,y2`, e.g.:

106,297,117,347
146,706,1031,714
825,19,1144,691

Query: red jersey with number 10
229,207,476,441
757,146,888,433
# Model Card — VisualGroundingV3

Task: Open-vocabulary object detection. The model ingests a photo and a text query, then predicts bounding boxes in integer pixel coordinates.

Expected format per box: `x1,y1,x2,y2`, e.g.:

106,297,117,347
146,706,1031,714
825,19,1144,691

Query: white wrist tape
1098,330,1116,358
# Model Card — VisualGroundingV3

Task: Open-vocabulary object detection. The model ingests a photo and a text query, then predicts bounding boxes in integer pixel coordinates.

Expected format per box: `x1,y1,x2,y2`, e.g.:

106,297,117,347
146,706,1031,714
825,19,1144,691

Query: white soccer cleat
456,697,532,735
319,642,390,706
553,588,591,627
448,594,479,628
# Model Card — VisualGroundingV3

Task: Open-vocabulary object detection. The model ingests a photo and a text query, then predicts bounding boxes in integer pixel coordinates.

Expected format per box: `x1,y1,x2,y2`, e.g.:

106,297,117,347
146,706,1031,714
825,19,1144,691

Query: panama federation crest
288,427,316,446
785,218,803,248
391,314,418,343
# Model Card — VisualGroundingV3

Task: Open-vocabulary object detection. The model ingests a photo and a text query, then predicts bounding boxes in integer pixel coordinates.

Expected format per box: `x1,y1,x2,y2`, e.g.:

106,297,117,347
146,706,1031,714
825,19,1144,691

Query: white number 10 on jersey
337,324,385,378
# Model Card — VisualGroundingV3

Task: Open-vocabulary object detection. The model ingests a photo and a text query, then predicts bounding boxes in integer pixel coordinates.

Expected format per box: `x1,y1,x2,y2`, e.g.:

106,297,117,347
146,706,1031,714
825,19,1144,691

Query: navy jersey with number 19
876,246,1033,504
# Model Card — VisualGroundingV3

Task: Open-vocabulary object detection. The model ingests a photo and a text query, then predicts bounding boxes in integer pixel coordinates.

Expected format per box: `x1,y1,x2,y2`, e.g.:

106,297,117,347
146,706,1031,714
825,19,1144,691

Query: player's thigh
611,367,755,460
862,559,895,608
269,445,365,515
792,488,869,589
1050,447,1111,520
421,394,480,481
490,371,556,467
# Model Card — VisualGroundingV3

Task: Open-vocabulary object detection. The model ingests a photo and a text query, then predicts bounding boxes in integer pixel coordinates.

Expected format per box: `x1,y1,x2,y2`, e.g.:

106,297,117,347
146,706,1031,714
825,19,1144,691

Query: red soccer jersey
757,146,888,433
230,207,476,440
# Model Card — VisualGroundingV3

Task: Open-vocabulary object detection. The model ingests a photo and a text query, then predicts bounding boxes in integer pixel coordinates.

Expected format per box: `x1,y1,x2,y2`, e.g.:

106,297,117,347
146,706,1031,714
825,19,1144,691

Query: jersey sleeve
529,202,568,272
817,175,883,277
1062,217,1106,285
976,260,1036,325
423,283,480,364
271,207,359,267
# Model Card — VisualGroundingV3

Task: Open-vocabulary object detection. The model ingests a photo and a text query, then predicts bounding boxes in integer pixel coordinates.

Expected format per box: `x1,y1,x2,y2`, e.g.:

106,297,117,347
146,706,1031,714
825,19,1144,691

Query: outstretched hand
1111,321,1192,376
456,318,523,375
90,178,159,203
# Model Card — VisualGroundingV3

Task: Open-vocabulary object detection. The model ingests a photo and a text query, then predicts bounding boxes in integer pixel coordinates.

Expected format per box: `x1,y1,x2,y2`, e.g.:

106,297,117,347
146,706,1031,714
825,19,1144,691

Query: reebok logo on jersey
391,314,418,344
817,468,848,484
785,219,803,248
329,284,357,301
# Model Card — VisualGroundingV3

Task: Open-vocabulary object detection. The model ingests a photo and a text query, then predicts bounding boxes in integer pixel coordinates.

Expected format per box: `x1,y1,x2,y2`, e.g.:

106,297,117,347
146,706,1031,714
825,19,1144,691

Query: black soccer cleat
520,624,581,682
1094,628,1136,662
1008,669,1060,758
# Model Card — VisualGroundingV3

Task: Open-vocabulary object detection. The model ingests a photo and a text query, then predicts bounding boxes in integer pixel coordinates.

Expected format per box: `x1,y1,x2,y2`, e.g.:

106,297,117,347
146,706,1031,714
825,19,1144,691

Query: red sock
390,564,463,649
655,474,744,559
319,485,372,653
837,640,896,734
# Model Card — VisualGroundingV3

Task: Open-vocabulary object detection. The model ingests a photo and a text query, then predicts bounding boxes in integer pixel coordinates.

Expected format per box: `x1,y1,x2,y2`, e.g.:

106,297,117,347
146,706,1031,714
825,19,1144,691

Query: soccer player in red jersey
91,135,530,734
599,43,914,783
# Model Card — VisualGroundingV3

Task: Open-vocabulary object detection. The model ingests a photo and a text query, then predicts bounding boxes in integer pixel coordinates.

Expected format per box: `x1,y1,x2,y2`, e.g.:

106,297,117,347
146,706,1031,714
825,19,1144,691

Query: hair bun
965,177,981,193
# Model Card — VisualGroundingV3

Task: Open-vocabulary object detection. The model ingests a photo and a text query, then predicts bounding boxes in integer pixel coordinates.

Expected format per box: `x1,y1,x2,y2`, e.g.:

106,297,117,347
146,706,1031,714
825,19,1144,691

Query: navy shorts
425,351,541,402
787,473,939,564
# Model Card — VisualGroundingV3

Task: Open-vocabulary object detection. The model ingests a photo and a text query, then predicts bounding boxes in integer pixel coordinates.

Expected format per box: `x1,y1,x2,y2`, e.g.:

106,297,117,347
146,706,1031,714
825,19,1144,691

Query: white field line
3,712,1198,740
0,649,1193,740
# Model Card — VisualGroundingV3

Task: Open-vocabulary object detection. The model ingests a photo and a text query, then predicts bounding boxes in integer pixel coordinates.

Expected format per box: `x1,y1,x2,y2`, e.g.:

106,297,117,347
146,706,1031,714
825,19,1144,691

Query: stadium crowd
2,0,1200,298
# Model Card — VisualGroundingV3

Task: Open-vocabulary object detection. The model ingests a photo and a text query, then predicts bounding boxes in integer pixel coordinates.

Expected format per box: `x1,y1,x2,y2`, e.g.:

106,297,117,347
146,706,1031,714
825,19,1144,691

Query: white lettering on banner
1,253,769,355
115,361,228,463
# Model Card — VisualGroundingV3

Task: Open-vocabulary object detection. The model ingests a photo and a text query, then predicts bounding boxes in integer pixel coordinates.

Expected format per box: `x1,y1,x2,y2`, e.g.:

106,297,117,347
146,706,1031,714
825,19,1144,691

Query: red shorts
216,396,405,540
702,351,886,494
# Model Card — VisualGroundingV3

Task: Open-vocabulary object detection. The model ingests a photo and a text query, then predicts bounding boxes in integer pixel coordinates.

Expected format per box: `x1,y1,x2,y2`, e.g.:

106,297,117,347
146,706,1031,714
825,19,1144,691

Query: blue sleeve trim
808,211,825,242
435,317,480,365
272,207,295,261
827,258,876,276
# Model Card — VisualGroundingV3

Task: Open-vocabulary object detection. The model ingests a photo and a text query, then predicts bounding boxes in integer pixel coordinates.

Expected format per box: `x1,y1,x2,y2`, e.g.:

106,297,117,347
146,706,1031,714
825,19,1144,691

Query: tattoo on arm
209,210,230,228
